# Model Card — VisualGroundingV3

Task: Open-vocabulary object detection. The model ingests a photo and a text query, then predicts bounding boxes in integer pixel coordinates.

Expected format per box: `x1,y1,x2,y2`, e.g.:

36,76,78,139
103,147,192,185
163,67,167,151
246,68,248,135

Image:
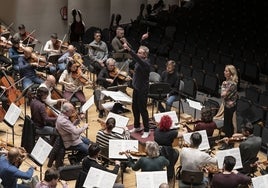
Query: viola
0,70,24,106
31,52,47,67
119,150,147,157
215,136,247,144
109,67,130,80
73,53,84,65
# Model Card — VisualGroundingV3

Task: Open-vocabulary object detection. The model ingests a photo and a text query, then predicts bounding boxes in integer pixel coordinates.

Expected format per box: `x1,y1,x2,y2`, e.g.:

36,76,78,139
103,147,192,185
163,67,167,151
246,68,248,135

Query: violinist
0,147,35,188
30,87,58,140
44,33,62,55
58,60,86,105
8,37,24,71
94,58,126,118
17,46,44,89
87,30,108,75
13,24,37,45
39,75,66,107
58,44,80,72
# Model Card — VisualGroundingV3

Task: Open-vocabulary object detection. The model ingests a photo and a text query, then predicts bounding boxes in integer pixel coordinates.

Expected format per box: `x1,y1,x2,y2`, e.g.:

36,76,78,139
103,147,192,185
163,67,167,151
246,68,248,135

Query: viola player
44,33,62,55
13,24,37,45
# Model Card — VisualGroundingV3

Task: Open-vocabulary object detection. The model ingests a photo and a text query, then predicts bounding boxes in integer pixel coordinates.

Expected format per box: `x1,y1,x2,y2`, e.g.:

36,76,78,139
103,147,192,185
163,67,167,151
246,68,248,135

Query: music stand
47,54,61,65
186,98,203,119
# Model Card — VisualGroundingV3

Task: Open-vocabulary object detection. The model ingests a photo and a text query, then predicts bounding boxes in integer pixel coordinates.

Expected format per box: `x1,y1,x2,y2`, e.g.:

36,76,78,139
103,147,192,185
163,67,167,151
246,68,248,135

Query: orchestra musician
35,168,68,188
0,147,35,188
87,30,109,76
180,132,217,186
94,58,131,118
30,87,58,141
58,60,87,105
57,45,81,72
17,46,44,89
56,102,90,161
8,37,24,71
159,60,184,112
81,143,124,188
123,43,151,138
43,33,62,55
13,24,37,45
39,75,66,107
211,156,251,188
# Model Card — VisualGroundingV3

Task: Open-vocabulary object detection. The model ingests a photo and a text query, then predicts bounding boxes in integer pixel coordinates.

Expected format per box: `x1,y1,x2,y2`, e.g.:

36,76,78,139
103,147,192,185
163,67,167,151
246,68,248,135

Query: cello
0,70,25,106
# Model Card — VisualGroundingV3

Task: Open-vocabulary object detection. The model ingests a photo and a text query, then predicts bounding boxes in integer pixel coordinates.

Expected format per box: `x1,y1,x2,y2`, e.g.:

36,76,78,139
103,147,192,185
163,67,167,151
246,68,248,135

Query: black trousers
132,89,149,132
223,105,236,137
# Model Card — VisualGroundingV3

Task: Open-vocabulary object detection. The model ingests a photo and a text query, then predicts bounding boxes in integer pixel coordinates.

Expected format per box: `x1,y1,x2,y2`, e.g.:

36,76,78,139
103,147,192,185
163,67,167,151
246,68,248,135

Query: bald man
0,147,34,188
18,46,44,89
39,75,66,107
57,45,81,72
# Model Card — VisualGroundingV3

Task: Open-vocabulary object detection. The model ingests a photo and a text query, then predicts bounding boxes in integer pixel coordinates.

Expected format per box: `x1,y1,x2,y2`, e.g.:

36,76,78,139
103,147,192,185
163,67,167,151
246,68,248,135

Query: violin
53,39,62,50
201,164,220,174
109,67,130,81
31,52,47,67
215,136,247,144
72,66,92,86
119,150,147,157
73,53,84,65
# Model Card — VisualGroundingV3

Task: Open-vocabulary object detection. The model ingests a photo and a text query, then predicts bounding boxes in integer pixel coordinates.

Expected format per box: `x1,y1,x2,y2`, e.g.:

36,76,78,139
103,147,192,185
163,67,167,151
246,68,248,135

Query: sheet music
81,95,94,113
30,137,52,165
153,111,180,129
216,148,243,170
186,99,203,111
106,112,129,134
136,171,167,188
183,130,210,150
4,103,21,126
83,167,117,188
101,90,132,103
102,102,116,110
109,139,139,159
252,174,268,188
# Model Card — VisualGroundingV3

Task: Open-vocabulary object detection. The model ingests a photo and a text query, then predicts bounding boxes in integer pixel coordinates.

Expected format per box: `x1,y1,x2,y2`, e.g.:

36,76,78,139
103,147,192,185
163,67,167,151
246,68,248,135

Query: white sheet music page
4,103,21,126
153,111,179,129
106,112,129,134
136,171,167,188
186,99,203,111
30,137,52,165
252,174,268,188
216,147,243,170
109,139,139,159
101,90,132,103
81,95,94,113
83,167,117,188
183,130,210,150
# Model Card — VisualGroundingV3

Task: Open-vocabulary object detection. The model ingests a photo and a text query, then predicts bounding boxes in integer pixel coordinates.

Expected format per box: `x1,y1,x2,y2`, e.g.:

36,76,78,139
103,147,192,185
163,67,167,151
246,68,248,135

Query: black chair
75,170,88,188
148,82,171,116
179,170,206,188
181,77,198,100
192,69,205,92
203,72,220,97
244,62,260,84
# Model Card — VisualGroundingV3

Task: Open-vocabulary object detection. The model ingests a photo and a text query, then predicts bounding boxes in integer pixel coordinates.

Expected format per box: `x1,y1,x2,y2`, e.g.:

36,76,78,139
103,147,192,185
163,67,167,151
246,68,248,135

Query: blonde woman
219,65,238,150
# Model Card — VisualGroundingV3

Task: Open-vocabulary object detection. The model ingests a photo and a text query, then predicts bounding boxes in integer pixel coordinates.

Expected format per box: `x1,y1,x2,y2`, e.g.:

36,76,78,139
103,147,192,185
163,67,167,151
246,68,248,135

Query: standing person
211,156,251,188
219,65,238,150
35,168,68,188
56,102,90,160
87,30,108,75
17,46,44,89
159,60,184,112
0,148,35,188
123,43,151,138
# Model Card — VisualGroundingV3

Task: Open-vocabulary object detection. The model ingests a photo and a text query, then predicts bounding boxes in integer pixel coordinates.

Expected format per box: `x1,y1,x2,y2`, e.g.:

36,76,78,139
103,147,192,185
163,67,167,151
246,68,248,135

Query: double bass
0,70,24,106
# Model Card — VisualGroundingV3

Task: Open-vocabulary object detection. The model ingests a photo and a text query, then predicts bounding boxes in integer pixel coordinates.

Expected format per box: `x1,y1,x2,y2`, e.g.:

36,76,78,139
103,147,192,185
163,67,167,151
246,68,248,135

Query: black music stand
47,54,61,65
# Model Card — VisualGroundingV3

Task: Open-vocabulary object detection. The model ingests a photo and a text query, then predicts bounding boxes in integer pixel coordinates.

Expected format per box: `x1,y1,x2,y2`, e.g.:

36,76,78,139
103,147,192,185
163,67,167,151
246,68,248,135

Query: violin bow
112,62,128,82
58,34,67,51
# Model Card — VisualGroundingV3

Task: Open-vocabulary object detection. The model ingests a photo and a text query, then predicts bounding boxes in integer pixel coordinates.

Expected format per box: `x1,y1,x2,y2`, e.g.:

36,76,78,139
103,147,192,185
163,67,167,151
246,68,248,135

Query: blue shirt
0,155,34,188
18,56,37,78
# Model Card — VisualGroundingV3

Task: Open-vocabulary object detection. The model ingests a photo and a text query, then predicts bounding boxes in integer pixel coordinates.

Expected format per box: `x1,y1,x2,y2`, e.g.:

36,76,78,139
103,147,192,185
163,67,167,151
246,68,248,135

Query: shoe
141,132,150,138
129,127,144,133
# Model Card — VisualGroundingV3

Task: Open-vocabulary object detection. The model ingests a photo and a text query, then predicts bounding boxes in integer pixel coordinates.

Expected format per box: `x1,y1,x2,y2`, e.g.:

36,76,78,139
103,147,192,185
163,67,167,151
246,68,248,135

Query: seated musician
58,60,87,105
13,24,37,45
194,106,217,137
221,122,262,174
58,45,80,72
154,115,187,184
94,58,131,118
30,87,58,138
211,156,251,188
127,141,169,172
43,33,62,55
96,117,130,159
159,60,184,112
87,30,108,75
180,132,217,185
82,143,124,188
56,102,90,160
39,75,66,107
0,147,35,188
8,37,23,71
17,46,44,89
35,168,68,188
